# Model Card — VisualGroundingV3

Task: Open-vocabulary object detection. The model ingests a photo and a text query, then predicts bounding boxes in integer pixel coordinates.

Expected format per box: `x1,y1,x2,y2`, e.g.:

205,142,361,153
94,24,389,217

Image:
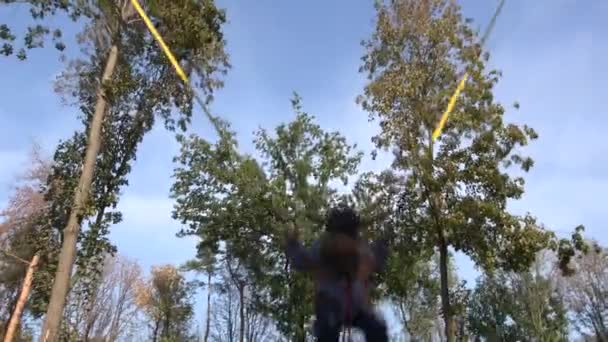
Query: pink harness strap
343,281,353,342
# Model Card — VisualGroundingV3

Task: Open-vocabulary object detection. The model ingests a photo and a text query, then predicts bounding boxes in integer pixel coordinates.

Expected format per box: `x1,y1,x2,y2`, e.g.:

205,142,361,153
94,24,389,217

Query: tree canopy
171,95,363,340
357,1,587,339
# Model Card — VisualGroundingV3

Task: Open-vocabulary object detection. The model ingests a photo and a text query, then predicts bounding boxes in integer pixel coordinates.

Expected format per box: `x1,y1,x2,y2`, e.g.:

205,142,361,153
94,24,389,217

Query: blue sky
0,0,603,332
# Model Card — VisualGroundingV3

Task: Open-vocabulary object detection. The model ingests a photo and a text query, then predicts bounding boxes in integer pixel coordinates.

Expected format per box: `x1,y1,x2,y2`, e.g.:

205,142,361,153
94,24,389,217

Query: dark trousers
314,294,388,342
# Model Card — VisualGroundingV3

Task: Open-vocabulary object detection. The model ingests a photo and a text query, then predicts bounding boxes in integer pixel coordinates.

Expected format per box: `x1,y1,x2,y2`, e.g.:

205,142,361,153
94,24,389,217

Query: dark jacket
286,236,388,316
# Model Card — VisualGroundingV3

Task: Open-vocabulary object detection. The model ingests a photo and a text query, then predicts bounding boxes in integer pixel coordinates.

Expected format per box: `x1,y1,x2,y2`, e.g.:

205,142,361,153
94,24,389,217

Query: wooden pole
4,253,40,342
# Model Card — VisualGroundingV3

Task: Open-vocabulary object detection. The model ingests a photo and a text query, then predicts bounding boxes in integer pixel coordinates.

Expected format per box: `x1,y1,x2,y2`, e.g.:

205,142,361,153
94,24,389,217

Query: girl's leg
352,311,388,342
315,293,342,342
315,322,341,342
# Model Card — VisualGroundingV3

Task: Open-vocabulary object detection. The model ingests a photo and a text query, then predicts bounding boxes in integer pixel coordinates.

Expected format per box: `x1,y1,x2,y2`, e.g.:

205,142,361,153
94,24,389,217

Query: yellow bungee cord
129,0,220,132
130,0,504,142
432,0,506,141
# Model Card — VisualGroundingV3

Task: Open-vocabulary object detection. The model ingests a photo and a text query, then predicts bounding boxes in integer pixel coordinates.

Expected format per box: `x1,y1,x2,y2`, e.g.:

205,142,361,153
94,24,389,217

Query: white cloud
110,194,197,273
510,176,608,240
114,195,176,231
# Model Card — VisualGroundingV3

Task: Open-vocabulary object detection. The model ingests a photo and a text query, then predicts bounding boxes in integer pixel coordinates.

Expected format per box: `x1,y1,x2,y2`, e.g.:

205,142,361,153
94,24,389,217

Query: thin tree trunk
152,319,160,342
204,272,211,342
4,254,40,342
3,287,21,336
238,285,245,342
228,289,234,342
594,312,607,342
301,321,307,342
163,311,171,340
436,316,445,342
426,129,455,341
439,239,455,342
398,301,414,340
40,44,119,342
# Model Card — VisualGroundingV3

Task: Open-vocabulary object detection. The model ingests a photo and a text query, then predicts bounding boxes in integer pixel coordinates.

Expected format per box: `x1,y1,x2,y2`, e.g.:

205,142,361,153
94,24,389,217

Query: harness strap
343,280,353,342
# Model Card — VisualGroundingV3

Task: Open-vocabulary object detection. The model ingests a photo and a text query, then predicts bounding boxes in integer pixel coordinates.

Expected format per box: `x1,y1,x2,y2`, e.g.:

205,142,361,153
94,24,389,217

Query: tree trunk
435,316,445,342
4,254,40,342
152,319,160,342
238,285,245,342
296,323,306,342
204,272,211,342
439,239,455,342
426,129,455,341
594,308,607,342
3,287,21,337
227,289,234,342
163,310,171,340
40,44,119,342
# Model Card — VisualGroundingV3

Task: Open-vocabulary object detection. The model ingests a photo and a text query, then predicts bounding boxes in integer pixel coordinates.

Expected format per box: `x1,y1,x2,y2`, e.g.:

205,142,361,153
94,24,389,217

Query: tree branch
0,247,32,265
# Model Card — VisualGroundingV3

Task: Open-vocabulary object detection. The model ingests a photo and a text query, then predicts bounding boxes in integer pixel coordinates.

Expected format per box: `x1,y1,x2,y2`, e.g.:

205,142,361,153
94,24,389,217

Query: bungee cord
432,0,506,141
130,0,504,143
129,0,222,134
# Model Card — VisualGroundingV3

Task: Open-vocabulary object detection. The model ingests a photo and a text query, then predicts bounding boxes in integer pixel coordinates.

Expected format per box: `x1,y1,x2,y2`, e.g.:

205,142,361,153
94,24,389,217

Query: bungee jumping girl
285,206,389,342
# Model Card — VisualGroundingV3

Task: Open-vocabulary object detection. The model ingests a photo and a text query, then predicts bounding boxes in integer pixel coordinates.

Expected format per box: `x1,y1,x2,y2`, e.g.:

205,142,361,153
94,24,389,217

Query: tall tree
59,254,143,341
0,146,51,340
182,250,217,342
0,0,231,339
468,272,523,341
135,265,196,342
210,276,238,342
358,1,583,339
171,95,362,341
559,242,608,341
224,255,247,342
468,251,569,341
389,256,439,341
207,256,277,342
3,253,39,342
510,266,569,341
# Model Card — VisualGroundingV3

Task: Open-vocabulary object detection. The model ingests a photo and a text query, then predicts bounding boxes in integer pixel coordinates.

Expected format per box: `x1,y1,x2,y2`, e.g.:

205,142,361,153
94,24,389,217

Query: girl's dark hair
325,206,361,239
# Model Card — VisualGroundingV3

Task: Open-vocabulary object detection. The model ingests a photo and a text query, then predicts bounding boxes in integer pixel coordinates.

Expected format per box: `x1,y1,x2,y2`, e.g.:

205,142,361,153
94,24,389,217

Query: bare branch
0,248,31,265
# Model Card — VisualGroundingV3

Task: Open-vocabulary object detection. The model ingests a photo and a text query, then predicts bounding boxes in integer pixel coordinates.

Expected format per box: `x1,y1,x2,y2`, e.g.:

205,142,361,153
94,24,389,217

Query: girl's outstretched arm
285,236,320,271
370,239,389,273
